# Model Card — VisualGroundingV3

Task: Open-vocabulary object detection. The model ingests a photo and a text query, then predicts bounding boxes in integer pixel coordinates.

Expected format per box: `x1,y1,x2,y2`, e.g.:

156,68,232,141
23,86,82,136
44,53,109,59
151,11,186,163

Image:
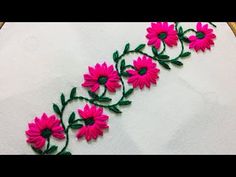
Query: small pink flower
127,56,160,89
82,62,121,93
188,22,216,52
146,22,178,49
77,104,109,142
25,113,65,149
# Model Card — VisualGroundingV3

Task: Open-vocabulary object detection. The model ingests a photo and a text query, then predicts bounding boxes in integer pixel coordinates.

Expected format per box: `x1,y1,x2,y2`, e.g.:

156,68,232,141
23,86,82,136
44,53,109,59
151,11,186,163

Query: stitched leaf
182,37,190,43
68,112,76,124
158,54,170,59
45,145,58,154
70,87,77,99
124,88,134,97
60,94,66,106
121,71,129,77
135,44,146,52
178,26,183,36
123,43,130,54
119,100,132,106
159,61,171,70
181,52,191,58
113,51,119,63
98,97,112,102
171,60,183,66
70,124,83,129
60,151,72,155
152,46,158,56
31,146,43,155
120,59,126,72
88,91,99,99
109,106,122,114
53,104,61,116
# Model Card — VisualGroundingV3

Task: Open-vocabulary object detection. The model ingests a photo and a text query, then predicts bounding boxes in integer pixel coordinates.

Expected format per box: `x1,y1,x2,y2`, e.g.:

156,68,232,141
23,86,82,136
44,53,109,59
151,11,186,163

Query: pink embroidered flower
77,104,109,142
127,56,160,89
82,62,121,93
146,22,178,49
188,22,216,52
25,113,65,149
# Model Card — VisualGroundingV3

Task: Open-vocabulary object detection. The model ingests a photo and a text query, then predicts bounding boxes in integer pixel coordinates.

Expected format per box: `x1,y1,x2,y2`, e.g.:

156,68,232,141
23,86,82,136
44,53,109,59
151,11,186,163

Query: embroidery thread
25,22,216,155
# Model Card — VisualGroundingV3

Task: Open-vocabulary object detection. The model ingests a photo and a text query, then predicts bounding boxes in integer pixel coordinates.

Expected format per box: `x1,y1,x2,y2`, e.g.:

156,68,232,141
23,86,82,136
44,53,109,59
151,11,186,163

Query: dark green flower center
84,117,95,126
158,32,167,40
41,128,52,138
196,32,205,39
138,67,147,76
98,76,108,85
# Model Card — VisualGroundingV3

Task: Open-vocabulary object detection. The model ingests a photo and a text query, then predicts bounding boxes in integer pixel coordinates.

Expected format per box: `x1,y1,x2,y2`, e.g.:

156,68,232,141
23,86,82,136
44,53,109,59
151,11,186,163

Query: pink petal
76,126,86,139
90,83,100,92
52,132,65,139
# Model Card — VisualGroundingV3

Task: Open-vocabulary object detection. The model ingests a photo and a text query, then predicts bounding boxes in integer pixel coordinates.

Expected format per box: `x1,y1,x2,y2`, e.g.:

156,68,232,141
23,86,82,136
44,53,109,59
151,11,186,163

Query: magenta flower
188,22,216,52
146,22,178,49
82,62,121,93
25,113,65,149
127,56,160,89
77,104,109,142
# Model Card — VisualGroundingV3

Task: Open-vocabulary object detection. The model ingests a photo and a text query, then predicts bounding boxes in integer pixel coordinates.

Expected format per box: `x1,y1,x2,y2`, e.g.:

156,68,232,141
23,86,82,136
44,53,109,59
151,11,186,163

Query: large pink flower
25,113,65,149
188,22,216,52
127,56,160,89
146,22,178,49
82,62,121,93
77,104,109,142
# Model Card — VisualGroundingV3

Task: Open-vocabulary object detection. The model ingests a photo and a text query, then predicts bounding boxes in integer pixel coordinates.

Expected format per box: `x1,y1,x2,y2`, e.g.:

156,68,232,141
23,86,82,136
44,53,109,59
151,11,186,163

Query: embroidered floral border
25,22,216,155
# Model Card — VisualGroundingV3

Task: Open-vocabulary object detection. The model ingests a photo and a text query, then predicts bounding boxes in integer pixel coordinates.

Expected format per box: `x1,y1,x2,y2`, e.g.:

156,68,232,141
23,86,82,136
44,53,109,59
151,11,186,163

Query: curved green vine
31,22,217,155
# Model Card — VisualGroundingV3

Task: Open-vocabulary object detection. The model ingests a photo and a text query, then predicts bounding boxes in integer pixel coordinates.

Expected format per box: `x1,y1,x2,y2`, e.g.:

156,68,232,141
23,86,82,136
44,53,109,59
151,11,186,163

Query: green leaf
53,104,61,116
60,151,72,155
121,71,129,77
171,60,183,66
124,88,134,97
70,124,83,129
180,52,191,58
123,43,130,54
159,61,171,70
120,59,126,71
88,91,99,99
45,145,58,154
70,87,77,99
178,26,183,36
113,51,119,63
158,54,170,59
135,44,146,52
31,146,43,155
68,112,76,124
152,46,158,56
119,100,132,106
60,93,66,106
182,37,190,43
98,97,112,102
109,106,122,114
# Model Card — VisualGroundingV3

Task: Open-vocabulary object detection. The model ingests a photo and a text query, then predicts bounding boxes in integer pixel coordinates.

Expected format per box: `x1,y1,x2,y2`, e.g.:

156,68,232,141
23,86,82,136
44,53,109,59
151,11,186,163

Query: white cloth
0,22,236,154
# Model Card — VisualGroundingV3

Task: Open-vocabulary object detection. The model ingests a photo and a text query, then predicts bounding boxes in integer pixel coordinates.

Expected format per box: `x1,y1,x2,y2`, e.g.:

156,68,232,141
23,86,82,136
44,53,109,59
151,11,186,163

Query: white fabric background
0,22,236,154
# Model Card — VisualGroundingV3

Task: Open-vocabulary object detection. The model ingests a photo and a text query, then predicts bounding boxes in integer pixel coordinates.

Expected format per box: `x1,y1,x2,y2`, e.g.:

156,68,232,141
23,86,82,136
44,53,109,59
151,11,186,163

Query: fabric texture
0,22,236,154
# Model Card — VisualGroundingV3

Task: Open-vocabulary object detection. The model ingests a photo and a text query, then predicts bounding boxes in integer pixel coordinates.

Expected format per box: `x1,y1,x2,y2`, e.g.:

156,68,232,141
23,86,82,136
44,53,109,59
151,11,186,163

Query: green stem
42,138,50,155
159,41,166,55
183,28,197,35
56,97,79,155
100,86,107,98
175,22,179,31
57,126,69,155
125,65,135,69
208,22,217,28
